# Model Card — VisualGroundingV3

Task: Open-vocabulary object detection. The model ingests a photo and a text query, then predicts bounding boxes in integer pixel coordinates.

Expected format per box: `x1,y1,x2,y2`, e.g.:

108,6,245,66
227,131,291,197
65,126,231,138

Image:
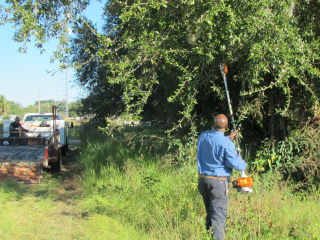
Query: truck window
25,115,54,121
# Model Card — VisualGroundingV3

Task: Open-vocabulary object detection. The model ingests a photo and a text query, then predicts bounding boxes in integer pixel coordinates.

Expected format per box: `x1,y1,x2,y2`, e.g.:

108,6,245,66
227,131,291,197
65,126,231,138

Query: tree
96,0,320,138
0,95,9,116
68,101,82,117
3,0,320,142
0,0,89,62
71,19,125,122
6,101,24,117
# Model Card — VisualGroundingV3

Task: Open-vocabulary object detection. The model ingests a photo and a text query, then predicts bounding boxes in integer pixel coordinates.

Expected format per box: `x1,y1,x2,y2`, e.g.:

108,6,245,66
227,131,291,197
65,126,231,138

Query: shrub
253,118,320,183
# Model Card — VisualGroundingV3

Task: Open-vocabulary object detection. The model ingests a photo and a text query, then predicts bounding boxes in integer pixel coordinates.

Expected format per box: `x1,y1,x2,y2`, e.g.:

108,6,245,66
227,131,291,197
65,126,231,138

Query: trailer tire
50,148,62,172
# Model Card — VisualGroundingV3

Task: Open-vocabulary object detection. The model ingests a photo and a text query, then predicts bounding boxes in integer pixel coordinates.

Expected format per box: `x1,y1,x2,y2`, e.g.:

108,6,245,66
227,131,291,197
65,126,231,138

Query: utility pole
55,12,71,118
38,89,41,113
66,67,69,118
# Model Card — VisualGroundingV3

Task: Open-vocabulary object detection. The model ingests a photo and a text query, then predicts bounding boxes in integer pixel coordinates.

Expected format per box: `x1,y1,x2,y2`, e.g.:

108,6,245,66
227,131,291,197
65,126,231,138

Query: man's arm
9,123,17,131
19,124,28,131
224,141,247,171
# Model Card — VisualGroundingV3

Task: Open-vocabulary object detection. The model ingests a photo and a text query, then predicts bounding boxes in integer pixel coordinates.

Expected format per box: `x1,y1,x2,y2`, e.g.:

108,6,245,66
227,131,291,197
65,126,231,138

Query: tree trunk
241,79,246,104
274,91,281,141
269,91,275,140
282,116,288,140
281,94,288,141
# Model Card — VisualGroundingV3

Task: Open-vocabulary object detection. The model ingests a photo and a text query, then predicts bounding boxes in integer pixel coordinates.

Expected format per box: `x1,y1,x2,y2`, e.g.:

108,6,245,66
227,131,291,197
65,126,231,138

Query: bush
253,119,320,183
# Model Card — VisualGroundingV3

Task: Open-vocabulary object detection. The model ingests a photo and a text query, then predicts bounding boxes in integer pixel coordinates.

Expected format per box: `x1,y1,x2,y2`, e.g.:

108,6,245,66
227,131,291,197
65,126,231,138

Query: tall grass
79,130,320,239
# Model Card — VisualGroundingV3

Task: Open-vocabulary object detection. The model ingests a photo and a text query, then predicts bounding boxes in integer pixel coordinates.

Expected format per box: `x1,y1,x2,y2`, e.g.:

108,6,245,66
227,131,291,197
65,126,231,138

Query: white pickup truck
3,113,70,155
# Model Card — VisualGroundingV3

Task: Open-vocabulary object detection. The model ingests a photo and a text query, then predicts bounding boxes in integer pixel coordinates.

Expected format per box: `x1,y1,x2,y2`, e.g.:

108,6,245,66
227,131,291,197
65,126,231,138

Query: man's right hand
229,130,239,141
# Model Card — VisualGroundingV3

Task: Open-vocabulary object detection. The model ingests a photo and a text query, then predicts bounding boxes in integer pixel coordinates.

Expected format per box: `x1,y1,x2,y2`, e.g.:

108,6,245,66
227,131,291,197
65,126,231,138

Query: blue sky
0,1,104,108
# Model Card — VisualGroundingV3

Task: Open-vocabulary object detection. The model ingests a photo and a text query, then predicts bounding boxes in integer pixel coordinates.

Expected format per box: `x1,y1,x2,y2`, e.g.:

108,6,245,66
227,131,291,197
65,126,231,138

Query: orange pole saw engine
232,175,254,190
232,171,254,194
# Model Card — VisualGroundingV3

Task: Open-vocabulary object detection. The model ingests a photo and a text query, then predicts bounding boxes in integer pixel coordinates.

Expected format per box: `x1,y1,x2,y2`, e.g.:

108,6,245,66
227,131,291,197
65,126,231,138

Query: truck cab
3,112,70,155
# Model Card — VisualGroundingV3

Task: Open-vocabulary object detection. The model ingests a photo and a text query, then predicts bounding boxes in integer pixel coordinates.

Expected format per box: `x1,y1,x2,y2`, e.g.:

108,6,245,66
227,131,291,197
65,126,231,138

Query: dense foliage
2,0,320,181
69,0,320,137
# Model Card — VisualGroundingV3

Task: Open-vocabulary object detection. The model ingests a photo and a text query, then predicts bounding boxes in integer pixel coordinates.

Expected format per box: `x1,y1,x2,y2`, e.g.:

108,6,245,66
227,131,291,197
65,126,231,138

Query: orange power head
224,63,228,75
233,177,254,188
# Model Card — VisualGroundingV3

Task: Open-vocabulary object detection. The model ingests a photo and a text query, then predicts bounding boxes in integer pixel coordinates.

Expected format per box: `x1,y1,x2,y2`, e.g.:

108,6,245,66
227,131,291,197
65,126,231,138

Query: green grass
0,192,145,240
78,131,320,239
0,126,320,239
0,148,147,240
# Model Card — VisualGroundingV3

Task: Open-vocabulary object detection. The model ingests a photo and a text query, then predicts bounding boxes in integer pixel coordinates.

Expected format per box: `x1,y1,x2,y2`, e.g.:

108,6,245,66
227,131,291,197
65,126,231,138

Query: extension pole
219,64,240,156
220,63,253,193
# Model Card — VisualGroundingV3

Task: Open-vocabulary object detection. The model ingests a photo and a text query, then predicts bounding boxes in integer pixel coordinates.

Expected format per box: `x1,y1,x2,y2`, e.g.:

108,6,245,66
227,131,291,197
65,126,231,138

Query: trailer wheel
50,148,62,172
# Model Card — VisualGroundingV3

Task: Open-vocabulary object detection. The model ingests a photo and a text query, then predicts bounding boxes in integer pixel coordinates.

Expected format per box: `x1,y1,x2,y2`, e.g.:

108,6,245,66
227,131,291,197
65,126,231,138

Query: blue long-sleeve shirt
197,130,247,177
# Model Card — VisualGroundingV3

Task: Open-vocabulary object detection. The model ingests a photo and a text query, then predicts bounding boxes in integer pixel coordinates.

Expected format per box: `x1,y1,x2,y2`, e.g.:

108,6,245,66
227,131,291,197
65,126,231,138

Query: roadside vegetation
77,124,320,239
0,123,320,239
1,1,320,239
0,98,81,120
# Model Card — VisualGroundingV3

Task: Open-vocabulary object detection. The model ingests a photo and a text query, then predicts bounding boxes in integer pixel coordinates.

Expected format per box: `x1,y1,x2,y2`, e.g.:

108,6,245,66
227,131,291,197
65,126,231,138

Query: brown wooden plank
0,162,42,184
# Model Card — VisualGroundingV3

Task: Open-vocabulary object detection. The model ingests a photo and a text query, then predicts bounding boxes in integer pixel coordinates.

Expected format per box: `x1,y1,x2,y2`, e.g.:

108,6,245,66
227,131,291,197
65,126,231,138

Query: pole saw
219,63,253,194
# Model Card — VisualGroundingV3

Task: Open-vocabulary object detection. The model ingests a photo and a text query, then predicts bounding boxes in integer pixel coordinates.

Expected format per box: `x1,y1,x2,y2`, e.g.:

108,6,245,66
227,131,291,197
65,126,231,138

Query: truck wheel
50,148,62,172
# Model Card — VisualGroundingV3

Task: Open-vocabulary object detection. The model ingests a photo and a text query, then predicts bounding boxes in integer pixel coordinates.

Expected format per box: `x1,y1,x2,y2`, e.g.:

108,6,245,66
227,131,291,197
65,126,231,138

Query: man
197,114,247,240
9,116,28,137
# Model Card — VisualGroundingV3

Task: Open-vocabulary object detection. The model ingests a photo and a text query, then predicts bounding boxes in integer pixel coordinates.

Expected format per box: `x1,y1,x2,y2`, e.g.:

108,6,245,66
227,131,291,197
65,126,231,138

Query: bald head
213,114,228,131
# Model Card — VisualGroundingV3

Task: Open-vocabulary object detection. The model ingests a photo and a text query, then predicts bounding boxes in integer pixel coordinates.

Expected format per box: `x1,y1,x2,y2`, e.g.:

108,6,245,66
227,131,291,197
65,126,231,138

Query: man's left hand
229,130,239,141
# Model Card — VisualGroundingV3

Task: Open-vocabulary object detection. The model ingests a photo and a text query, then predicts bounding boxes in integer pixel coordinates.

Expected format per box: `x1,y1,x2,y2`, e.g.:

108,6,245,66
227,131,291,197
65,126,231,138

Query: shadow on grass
33,148,84,201
60,211,90,219
0,180,31,200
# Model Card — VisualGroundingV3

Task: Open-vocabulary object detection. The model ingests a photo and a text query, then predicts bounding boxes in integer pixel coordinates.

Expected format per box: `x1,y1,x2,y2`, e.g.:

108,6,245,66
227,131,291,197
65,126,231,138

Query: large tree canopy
3,0,320,181
84,0,320,137
2,0,320,141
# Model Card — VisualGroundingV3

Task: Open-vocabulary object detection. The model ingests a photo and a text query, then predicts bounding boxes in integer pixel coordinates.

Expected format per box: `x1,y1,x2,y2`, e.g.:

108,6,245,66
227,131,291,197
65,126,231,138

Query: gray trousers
198,177,229,240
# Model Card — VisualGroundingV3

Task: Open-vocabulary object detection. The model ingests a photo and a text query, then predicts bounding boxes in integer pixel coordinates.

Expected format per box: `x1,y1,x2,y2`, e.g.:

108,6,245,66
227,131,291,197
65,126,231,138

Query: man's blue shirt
197,130,247,177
